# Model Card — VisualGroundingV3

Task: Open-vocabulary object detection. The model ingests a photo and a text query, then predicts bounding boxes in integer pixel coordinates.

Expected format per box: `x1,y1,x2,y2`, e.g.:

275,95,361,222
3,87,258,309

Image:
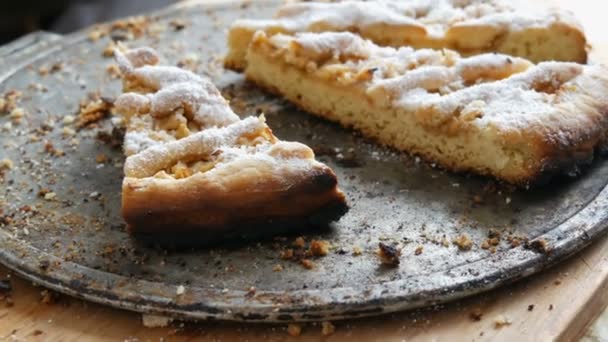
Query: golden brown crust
123,164,347,235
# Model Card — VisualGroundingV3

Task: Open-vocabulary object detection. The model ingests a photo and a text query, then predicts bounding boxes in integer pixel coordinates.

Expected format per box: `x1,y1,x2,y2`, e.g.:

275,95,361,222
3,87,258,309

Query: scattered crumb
280,249,294,260
321,321,335,336
453,234,473,251
62,115,75,125
32,330,43,336
106,64,122,78
527,304,534,311
472,195,483,204
293,237,306,249
414,245,424,255
77,95,113,128
44,192,57,201
96,153,108,164
102,40,120,57
300,259,314,270
272,264,283,272
378,242,401,267
169,19,187,31
469,308,483,321
526,239,551,254
287,324,302,337
310,240,329,256
142,314,172,328
493,315,512,329
9,107,26,123
176,285,185,296
0,159,13,170
549,304,554,311
352,246,362,256
554,279,562,285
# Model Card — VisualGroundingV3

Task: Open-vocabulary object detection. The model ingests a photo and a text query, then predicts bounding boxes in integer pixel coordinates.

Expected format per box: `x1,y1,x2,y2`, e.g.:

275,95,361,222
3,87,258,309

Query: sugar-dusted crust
114,47,347,235
245,32,608,185
225,0,587,70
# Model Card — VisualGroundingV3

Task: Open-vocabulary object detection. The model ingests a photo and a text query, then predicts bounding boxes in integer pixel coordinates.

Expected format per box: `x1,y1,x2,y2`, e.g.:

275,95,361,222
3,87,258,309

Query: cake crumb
272,264,283,272
142,314,172,328
352,246,362,256
414,245,424,255
300,259,314,269
176,285,185,296
526,239,551,254
493,315,511,329
293,236,306,248
527,304,534,311
378,242,401,266
321,321,335,336
310,240,330,256
0,159,13,170
287,324,302,337
453,234,473,251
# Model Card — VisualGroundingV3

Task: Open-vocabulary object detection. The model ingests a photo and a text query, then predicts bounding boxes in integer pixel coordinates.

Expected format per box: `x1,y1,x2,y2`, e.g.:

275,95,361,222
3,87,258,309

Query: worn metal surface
0,0,607,323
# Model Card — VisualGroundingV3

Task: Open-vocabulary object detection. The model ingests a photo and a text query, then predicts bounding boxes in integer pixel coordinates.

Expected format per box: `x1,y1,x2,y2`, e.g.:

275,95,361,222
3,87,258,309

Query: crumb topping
115,47,320,180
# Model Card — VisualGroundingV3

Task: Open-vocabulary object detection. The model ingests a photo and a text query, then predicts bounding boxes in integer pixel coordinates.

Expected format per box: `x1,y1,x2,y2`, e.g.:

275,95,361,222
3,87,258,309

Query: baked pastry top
244,31,608,185
114,47,347,236
225,0,587,70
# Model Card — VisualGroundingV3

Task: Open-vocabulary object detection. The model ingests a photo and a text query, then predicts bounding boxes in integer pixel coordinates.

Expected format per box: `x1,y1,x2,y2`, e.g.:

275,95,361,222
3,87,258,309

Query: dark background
0,0,178,44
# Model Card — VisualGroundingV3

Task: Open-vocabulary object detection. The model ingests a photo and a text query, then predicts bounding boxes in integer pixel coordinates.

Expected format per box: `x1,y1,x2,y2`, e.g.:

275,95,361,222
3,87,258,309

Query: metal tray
0,0,607,322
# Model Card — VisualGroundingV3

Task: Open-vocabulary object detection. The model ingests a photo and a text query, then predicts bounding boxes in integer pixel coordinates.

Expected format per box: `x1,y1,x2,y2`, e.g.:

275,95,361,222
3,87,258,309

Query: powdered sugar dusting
233,0,581,44
262,31,608,141
115,47,321,180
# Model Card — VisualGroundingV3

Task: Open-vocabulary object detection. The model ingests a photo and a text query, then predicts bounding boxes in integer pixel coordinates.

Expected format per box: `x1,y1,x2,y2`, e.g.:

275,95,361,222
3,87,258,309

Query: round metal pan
0,0,606,322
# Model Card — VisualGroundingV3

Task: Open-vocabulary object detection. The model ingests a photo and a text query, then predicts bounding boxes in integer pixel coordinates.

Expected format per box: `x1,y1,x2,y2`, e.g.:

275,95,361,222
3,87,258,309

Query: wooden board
1,234,606,341
1,0,607,340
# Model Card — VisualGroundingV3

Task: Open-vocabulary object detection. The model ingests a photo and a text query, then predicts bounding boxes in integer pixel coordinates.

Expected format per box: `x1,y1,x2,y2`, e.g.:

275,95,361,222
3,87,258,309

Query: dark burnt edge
131,198,348,249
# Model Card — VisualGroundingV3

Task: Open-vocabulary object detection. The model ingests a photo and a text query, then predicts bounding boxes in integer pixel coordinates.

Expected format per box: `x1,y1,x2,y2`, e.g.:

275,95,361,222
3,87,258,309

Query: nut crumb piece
310,240,330,256
142,314,172,328
287,324,302,337
352,246,362,256
321,321,335,336
176,285,185,296
378,242,401,266
414,245,423,255
300,259,314,269
453,234,473,251
493,315,511,329
272,264,283,272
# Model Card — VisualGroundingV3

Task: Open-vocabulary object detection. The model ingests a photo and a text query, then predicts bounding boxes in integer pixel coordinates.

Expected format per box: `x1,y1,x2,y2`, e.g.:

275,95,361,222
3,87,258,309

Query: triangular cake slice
225,0,587,70
113,47,347,237
244,31,608,185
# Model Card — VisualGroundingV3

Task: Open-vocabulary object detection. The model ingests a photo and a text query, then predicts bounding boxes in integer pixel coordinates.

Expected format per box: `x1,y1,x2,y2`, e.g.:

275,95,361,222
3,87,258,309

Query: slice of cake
244,31,608,185
113,47,347,237
225,0,587,70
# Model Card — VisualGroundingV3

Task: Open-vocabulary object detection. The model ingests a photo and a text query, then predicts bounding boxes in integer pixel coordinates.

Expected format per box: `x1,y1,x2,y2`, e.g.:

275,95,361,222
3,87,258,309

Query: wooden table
1,0,608,340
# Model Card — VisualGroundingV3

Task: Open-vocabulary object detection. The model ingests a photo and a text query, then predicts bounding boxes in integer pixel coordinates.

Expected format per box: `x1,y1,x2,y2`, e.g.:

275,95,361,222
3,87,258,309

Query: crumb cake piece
113,47,347,236
225,0,587,70
245,32,608,185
